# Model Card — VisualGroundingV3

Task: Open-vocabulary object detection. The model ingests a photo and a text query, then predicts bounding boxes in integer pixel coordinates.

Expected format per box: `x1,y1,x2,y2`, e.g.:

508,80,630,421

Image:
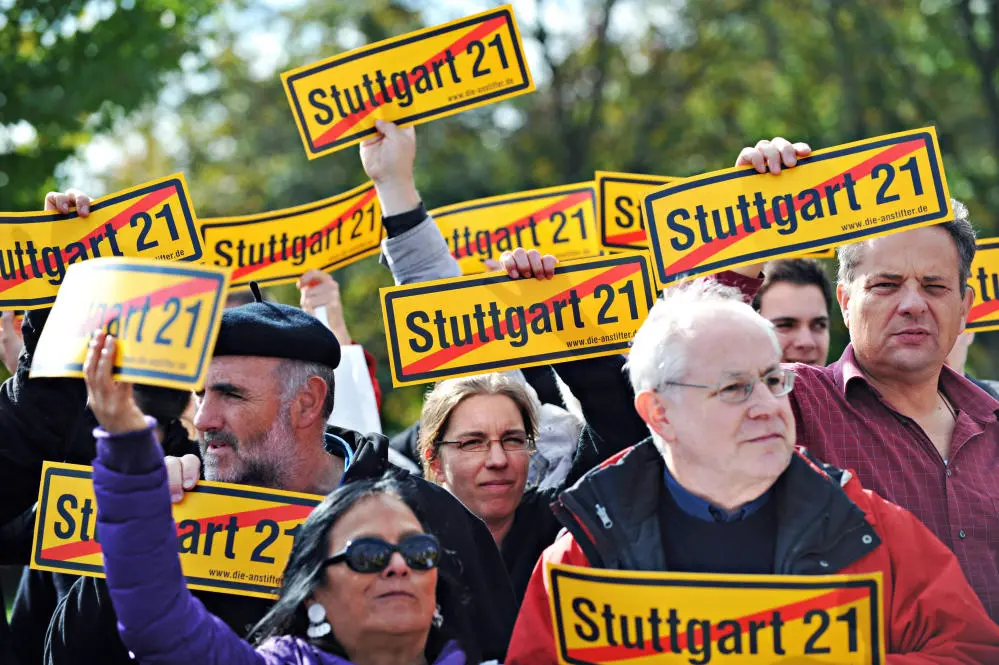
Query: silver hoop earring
307,602,332,639
432,604,443,629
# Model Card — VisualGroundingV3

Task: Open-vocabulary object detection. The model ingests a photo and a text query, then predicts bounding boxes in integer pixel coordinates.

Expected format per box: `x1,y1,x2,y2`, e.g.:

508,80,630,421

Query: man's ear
292,375,329,429
634,389,675,442
836,282,851,328
960,284,975,331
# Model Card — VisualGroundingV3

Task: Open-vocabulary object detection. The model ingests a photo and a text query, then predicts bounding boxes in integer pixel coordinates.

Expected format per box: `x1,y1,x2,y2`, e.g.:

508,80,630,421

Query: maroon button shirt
721,269,999,620
791,345,999,620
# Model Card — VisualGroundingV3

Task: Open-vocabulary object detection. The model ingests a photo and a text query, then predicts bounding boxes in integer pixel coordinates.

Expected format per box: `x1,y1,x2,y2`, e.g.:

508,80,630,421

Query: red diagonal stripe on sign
664,140,926,277
605,229,646,245
39,502,314,562
968,299,999,323
0,187,177,295
312,16,508,149
230,187,378,282
80,275,221,333
566,585,872,662
400,261,641,376
452,191,593,260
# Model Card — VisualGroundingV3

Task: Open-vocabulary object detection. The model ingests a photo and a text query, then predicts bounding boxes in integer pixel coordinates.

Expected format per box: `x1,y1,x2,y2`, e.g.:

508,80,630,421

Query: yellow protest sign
199,182,381,290
31,462,321,599
281,5,534,159
0,174,202,309
785,248,837,260
966,239,999,333
547,563,885,665
431,183,601,275
596,171,677,251
29,258,230,391
380,253,654,387
645,128,952,286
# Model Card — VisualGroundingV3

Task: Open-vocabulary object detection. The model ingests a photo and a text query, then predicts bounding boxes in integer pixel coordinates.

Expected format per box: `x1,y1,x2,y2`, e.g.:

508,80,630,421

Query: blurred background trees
3,0,999,427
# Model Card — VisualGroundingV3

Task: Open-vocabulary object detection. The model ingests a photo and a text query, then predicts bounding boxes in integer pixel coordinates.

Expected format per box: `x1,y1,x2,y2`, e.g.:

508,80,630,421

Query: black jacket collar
553,439,881,574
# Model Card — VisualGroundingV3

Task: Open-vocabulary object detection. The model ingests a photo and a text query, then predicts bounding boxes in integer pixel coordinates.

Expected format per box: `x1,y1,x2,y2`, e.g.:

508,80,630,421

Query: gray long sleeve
380,214,461,285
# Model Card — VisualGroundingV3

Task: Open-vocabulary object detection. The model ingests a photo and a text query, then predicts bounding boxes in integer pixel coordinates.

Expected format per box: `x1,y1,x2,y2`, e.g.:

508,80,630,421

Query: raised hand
44,189,92,216
360,119,420,216
83,332,147,435
498,248,558,280
297,269,352,345
736,137,812,174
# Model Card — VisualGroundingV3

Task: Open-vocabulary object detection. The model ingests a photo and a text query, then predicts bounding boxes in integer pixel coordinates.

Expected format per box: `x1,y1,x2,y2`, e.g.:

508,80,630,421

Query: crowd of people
1,124,998,664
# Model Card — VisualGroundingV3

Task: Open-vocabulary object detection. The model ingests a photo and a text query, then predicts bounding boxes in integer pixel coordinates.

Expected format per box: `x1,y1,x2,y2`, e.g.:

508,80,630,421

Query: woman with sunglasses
82,334,475,665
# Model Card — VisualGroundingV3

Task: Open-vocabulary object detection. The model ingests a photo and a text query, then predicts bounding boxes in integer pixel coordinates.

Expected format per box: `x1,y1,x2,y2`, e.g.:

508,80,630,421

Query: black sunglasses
323,533,441,574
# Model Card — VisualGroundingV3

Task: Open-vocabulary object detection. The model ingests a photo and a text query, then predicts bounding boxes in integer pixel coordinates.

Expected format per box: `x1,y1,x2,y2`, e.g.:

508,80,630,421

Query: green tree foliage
25,0,999,426
0,0,217,210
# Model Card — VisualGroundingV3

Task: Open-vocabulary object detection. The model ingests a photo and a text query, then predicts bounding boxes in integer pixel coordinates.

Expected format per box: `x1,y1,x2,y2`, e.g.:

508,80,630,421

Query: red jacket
507,442,999,664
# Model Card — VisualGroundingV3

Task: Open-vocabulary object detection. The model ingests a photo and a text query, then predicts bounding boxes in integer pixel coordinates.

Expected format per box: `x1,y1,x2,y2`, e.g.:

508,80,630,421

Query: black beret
213,282,340,369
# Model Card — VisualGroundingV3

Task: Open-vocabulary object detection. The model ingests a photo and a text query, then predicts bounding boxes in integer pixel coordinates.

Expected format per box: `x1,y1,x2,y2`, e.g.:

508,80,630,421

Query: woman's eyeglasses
323,533,441,574
438,434,535,453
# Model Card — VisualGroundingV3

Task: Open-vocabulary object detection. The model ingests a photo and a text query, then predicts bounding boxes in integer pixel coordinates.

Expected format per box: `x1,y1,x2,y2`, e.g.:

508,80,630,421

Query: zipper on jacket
553,492,609,568
595,504,613,528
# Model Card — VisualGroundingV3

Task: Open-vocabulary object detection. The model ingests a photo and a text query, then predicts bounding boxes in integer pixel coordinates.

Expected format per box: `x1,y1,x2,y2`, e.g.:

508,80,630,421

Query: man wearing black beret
41,122,517,665
193,285,348,494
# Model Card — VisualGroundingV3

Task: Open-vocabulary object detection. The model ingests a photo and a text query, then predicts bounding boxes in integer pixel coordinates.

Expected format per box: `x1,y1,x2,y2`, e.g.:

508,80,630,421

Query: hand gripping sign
431,182,602,275
31,462,320,599
965,238,999,333
547,563,886,665
199,182,381,290
596,171,677,252
380,253,655,387
281,5,535,159
0,174,202,309
645,128,953,286
30,257,230,392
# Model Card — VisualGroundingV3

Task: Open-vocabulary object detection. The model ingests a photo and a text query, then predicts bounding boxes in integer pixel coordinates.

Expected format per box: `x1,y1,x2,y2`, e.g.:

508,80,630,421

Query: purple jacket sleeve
92,421,272,665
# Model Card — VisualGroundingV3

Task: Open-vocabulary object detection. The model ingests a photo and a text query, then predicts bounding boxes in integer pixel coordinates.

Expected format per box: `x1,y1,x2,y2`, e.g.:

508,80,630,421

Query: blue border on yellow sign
285,7,531,156
0,178,203,308
549,566,884,665
199,186,382,288
644,131,949,285
36,262,226,385
383,254,654,384
434,184,597,221
966,239,999,332
32,466,321,596
597,174,668,250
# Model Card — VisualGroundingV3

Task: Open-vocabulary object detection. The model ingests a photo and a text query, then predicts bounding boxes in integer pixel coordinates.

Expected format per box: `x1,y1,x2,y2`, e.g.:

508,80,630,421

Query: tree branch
578,0,618,164
956,0,999,165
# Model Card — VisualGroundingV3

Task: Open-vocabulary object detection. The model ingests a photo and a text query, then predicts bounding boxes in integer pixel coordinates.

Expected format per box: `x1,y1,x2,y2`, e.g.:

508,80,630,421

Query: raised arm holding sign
0,175,203,309
646,129,952,286
281,5,535,158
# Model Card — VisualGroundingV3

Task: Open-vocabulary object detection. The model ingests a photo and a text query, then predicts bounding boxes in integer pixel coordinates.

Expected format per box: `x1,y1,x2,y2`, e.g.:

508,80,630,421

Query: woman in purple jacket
84,331,471,665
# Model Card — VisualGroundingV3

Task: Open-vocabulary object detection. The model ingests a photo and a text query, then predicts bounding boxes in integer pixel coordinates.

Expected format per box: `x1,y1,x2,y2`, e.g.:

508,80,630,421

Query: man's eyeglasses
663,367,795,404
324,533,441,574
438,434,535,453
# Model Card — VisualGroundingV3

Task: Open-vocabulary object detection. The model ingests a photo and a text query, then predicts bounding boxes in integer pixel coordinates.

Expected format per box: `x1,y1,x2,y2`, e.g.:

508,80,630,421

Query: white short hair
627,279,780,396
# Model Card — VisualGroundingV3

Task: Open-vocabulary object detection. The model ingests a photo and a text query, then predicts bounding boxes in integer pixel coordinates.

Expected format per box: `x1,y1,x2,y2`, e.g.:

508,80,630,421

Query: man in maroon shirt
728,137,999,621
